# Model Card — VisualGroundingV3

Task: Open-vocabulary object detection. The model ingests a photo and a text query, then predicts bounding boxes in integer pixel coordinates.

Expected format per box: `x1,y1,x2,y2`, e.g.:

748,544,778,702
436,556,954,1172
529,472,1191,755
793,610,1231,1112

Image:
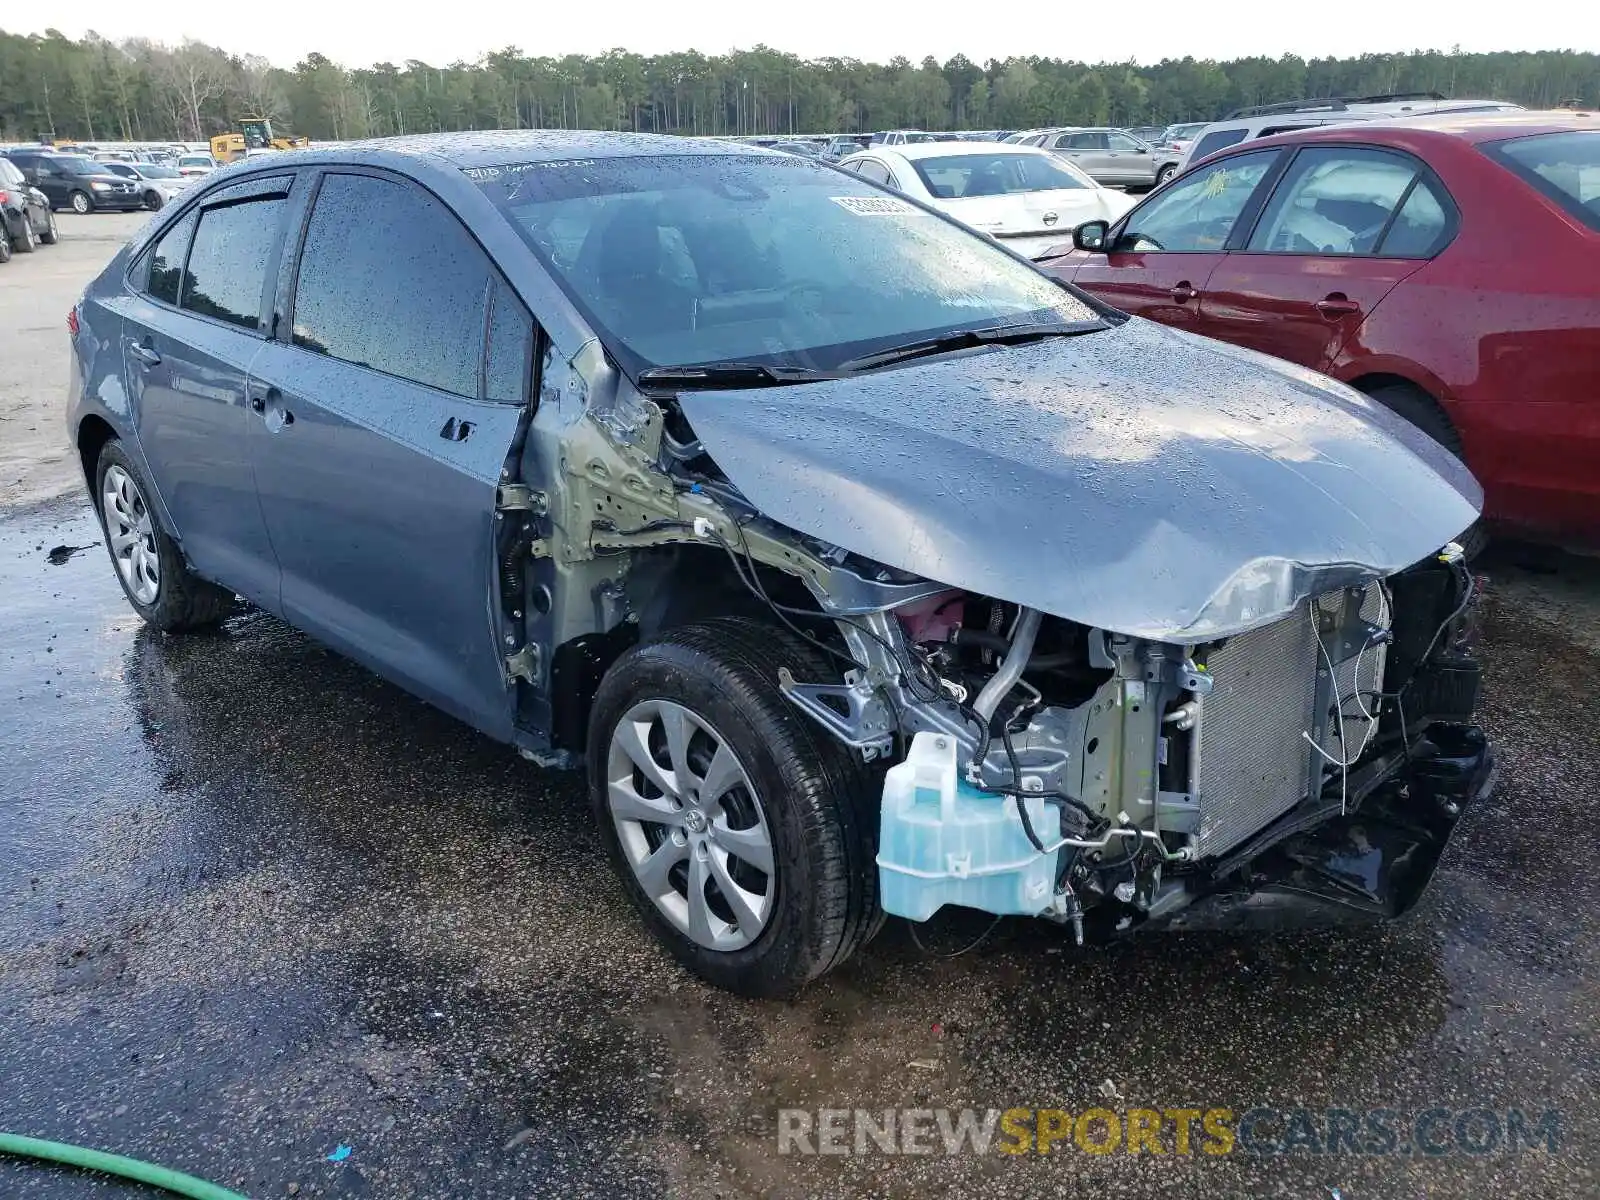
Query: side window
145,209,198,306
1247,148,1421,255
1118,151,1279,253
179,197,287,330
854,160,892,186
293,173,493,399
1064,133,1106,150
1377,179,1452,257
1190,128,1250,161
484,278,534,404
1107,132,1143,151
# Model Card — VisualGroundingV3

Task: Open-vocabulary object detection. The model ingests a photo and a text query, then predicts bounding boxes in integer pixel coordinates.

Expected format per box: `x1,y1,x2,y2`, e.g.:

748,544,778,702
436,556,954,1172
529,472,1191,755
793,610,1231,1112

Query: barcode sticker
830,195,922,216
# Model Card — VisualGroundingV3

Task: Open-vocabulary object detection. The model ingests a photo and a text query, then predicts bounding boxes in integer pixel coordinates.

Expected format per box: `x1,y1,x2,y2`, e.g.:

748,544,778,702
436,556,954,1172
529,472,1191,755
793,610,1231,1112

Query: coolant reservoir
877,731,1057,922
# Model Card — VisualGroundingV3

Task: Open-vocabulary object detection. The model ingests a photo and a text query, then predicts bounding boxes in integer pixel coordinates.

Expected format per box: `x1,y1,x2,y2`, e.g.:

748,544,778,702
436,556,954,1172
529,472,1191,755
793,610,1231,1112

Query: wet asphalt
2,498,1598,1199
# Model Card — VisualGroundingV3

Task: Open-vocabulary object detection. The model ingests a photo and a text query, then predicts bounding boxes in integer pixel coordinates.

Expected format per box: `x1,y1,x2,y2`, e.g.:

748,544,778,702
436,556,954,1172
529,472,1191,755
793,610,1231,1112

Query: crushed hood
678,317,1482,641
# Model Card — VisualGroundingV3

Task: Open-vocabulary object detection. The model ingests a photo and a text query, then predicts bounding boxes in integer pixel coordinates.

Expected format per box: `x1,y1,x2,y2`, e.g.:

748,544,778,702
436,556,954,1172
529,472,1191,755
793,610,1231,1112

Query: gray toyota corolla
68,131,1495,997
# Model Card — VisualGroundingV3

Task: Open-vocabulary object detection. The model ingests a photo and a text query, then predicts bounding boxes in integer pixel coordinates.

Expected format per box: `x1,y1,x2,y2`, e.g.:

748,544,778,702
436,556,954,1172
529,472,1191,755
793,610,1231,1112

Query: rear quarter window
1484,130,1600,231
1190,129,1250,161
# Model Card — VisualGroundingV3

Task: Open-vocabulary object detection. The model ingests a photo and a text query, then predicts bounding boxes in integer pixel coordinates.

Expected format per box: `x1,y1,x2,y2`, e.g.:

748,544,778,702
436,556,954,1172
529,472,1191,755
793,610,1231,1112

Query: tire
0,234,10,264
93,439,235,632
1364,382,1487,558
588,618,882,997
144,190,164,212
69,190,92,214
1156,164,1177,185
13,216,36,253
38,211,58,244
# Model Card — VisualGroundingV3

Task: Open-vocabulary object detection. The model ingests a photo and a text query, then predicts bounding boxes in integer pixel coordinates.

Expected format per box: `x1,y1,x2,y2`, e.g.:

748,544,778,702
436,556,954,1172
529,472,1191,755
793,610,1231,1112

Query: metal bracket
504,644,542,684
777,667,895,761
497,484,547,516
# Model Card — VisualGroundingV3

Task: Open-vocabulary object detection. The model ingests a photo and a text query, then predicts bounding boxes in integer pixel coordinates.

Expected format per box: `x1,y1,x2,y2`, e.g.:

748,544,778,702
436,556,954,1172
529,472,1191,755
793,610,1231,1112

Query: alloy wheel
102,464,160,605
606,699,776,951
71,192,90,214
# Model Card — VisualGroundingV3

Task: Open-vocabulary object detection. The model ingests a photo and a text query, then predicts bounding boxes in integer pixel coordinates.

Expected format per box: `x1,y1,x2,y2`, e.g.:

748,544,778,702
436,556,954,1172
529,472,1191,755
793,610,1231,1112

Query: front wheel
93,440,235,631
69,190,92,214
588,619,882,997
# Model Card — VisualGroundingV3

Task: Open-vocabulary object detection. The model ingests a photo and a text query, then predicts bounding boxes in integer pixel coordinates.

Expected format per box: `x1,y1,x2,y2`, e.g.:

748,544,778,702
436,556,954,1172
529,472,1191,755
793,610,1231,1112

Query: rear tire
1156,163,1177,185
1364,382,1486,558
144,190,164,211
38,211,58,244
93,439,235,632
0,235,10,264
13,217,36,253
69,190,92,214
588,618,882,997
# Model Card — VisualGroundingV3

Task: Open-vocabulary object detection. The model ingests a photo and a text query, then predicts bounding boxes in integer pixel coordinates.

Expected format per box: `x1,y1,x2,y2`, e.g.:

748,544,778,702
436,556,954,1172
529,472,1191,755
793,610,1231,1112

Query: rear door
1071,149,1282,334
245,168,537,742
122,175,294,606
1202,146,1451,369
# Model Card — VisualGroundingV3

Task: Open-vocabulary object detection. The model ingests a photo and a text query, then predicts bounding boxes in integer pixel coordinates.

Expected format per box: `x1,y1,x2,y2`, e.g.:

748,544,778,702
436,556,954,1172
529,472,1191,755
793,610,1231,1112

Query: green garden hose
0,1132,249,1199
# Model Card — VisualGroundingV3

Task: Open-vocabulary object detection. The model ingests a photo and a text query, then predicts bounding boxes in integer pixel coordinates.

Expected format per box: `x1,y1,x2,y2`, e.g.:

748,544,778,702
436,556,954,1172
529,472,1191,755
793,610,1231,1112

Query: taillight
0,190,9,204
67,307,80,337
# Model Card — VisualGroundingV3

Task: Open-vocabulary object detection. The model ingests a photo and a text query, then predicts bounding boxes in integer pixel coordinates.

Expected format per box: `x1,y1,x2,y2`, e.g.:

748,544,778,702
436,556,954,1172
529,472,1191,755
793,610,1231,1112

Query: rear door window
291,172,490,399
179,196,289,330
1247,147,1427,255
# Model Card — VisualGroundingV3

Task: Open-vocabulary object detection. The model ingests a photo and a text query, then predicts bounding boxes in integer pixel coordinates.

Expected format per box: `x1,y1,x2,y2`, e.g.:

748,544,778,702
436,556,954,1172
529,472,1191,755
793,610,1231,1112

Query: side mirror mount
1074,220,1110,253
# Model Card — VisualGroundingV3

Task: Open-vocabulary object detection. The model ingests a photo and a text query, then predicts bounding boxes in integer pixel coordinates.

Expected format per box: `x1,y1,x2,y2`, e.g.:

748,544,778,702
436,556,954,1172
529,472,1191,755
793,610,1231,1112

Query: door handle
1315,294,1362,318
1170,282,1200,303
128,340,161,367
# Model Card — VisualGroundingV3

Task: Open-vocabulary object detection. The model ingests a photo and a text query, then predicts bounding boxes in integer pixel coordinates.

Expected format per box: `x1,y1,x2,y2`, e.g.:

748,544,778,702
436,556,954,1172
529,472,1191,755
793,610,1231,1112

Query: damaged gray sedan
69,132,1494,997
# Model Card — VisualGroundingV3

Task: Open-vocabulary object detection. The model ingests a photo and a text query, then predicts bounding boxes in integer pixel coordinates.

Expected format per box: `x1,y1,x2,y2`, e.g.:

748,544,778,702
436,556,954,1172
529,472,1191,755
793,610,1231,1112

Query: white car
99,162,193,211
837,142,1135,259
176,153,218,178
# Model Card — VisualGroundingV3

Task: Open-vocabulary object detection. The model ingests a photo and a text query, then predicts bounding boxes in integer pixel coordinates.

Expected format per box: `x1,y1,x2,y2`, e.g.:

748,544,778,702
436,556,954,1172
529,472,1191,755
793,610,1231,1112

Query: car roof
865,141,1059,161
1228,108,1598,154
313,129,771,171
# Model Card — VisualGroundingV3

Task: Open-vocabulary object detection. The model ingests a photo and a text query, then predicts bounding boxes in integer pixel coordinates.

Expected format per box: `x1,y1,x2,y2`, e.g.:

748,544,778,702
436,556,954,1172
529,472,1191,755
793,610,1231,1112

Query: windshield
136,164,181,179
911,151,1094,198
476,153,1102,376
54,156,104,176
179,155,212,167
1486,130,1600,231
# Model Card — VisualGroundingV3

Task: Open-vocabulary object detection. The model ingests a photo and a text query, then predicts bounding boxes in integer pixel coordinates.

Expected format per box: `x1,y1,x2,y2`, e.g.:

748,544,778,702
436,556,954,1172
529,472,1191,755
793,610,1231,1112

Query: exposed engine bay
504,327,1494,941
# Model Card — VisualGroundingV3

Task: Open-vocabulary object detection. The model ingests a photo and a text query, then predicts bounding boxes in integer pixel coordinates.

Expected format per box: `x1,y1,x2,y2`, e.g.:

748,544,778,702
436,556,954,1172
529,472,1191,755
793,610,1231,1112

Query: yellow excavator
209,117,310,164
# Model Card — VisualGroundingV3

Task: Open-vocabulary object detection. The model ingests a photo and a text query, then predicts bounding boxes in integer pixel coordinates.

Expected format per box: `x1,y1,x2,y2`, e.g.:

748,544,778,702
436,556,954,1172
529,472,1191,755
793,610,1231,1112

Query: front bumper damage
1147,723,1495,932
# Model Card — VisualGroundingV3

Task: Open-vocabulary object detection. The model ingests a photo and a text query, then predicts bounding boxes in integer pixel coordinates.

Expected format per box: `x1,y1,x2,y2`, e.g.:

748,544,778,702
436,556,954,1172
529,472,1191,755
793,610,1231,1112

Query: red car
1042,111,1600,543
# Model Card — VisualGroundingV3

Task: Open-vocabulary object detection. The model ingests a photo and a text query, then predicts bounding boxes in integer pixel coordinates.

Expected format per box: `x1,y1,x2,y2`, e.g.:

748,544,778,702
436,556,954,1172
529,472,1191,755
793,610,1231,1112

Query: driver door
1070,149,1283,335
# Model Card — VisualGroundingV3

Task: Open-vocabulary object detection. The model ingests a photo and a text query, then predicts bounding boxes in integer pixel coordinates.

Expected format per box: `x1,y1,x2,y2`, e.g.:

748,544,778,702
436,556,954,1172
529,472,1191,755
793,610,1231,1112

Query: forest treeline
3,29,1596,144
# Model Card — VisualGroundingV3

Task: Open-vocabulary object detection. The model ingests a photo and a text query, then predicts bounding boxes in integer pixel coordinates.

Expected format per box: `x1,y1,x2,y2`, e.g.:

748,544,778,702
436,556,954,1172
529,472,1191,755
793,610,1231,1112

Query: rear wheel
1156,163,1177,185
588,618,882,997
1364,381,1486,558
0,235,10,264
69,190,92,214
13,216,36,253
94,439,235,632
144,190,164,211
39,211,58,244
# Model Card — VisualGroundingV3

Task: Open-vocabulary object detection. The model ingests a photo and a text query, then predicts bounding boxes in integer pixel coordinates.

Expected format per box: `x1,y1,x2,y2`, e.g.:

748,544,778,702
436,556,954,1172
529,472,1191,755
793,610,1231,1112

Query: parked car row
1043,109,1599,543
0,155,60,263
1,147,207,215
835,141,1133,258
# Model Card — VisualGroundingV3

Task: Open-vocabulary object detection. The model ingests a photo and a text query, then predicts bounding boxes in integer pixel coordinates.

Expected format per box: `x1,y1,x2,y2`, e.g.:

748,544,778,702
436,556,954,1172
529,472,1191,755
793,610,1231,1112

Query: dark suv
0,155,57,258
2,150,143,213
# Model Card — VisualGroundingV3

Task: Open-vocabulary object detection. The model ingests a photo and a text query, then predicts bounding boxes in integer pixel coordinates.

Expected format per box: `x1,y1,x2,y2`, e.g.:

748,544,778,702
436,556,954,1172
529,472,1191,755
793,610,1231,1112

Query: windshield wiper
835,321,1105,373
637,362,835,390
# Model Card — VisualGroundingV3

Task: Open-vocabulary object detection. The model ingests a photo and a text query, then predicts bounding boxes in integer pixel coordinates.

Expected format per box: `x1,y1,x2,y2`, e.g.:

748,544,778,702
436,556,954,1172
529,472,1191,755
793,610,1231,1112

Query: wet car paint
3,497,1598,1198
682,317,1481,641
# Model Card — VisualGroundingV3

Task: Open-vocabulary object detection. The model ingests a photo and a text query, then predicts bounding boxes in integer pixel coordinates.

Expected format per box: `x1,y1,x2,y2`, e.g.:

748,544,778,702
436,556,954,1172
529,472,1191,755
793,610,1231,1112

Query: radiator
1192,586,1389,858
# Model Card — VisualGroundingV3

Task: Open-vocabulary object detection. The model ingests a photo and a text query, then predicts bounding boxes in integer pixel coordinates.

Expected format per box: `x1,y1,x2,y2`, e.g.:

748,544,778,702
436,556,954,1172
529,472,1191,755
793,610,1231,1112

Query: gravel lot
0,215,1596,1199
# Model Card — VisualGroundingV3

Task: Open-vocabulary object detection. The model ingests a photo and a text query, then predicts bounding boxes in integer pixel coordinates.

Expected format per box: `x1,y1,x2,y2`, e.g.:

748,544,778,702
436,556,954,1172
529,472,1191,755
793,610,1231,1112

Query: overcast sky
16,0,1594,68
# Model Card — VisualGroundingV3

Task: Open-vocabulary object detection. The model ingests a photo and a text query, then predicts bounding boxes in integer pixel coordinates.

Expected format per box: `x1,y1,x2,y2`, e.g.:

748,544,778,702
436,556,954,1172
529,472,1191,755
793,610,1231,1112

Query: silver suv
1018,127,1161,189
1174,92,1522,176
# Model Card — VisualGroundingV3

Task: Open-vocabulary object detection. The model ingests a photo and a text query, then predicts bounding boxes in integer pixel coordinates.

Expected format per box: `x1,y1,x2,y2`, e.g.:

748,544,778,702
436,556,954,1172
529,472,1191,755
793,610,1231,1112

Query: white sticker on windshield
830,195,922,216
